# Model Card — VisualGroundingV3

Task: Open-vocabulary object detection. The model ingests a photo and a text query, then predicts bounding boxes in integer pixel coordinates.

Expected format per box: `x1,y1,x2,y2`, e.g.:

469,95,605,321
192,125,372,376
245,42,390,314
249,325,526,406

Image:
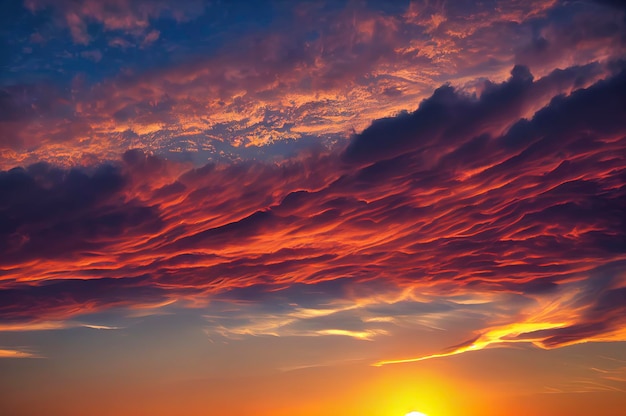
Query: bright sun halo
405,412,427,416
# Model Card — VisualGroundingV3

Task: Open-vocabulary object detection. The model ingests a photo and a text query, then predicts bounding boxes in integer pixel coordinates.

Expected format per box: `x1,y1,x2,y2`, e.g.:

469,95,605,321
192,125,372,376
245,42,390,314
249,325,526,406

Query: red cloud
1,67,625,358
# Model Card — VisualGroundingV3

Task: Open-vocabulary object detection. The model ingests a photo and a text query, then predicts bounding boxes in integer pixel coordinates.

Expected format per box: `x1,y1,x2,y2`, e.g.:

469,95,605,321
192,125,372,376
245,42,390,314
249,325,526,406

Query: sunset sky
1,1,625,415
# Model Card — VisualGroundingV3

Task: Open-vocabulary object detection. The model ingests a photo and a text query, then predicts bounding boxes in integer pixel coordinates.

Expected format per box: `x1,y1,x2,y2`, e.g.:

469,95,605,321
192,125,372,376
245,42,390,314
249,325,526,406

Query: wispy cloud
0,348,40,358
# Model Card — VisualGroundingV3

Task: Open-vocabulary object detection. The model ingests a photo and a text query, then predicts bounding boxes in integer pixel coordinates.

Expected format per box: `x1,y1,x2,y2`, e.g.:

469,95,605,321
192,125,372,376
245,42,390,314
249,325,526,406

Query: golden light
405,412,427,416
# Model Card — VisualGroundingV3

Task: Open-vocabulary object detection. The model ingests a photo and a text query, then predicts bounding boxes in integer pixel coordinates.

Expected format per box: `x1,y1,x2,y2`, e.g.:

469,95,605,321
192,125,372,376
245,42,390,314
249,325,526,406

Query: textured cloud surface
2,64,624,362
3,0,624,168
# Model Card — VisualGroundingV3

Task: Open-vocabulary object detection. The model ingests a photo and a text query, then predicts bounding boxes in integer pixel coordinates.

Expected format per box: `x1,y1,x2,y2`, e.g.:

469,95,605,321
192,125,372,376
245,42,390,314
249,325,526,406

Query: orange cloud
1,67,624,366
0,348,39,358
5,0,622,169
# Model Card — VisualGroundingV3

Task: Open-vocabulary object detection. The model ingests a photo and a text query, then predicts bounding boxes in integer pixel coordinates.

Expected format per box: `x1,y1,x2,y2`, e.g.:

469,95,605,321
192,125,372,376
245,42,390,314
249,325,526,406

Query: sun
405,412,428,416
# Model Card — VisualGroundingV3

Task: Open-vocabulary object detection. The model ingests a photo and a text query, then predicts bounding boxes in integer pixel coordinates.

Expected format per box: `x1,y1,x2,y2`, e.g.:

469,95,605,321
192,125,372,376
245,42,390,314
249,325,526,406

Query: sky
0,0,625,415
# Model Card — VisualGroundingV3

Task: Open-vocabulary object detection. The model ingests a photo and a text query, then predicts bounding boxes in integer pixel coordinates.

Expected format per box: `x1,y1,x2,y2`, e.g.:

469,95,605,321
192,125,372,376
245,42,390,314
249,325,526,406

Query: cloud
342,63,608,164
141,29,159,47
0,161,164,266
24,0,205,44
515,0,626,74
375,262,626,365
0,65,624,362
5,0,623,169
0,348,39,358
80,49,102,62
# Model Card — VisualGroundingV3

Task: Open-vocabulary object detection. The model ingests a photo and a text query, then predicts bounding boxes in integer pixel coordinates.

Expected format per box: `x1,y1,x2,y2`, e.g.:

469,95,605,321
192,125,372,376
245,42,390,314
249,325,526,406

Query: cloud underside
1,63,625,362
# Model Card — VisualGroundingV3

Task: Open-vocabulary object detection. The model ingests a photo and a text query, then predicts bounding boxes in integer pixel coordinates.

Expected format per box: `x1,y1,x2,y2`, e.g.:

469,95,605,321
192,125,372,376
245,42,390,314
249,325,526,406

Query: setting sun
405,412,427,416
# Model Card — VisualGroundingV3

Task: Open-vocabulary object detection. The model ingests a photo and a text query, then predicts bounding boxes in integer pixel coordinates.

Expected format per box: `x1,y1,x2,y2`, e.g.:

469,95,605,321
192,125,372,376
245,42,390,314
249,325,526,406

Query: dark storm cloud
24,0,205,44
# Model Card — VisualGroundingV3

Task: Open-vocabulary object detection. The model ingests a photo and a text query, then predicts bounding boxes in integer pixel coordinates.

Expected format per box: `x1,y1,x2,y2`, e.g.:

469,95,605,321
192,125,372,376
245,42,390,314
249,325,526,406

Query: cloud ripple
1,64,625,361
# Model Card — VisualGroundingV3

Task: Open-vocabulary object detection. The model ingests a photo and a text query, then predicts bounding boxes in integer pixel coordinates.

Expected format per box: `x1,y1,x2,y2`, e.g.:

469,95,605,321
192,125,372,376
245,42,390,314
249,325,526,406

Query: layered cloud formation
2,62,624,363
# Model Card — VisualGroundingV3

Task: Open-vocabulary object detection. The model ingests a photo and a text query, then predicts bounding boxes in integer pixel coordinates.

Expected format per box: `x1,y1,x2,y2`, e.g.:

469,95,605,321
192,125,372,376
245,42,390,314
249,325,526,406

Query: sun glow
405,412,428,416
